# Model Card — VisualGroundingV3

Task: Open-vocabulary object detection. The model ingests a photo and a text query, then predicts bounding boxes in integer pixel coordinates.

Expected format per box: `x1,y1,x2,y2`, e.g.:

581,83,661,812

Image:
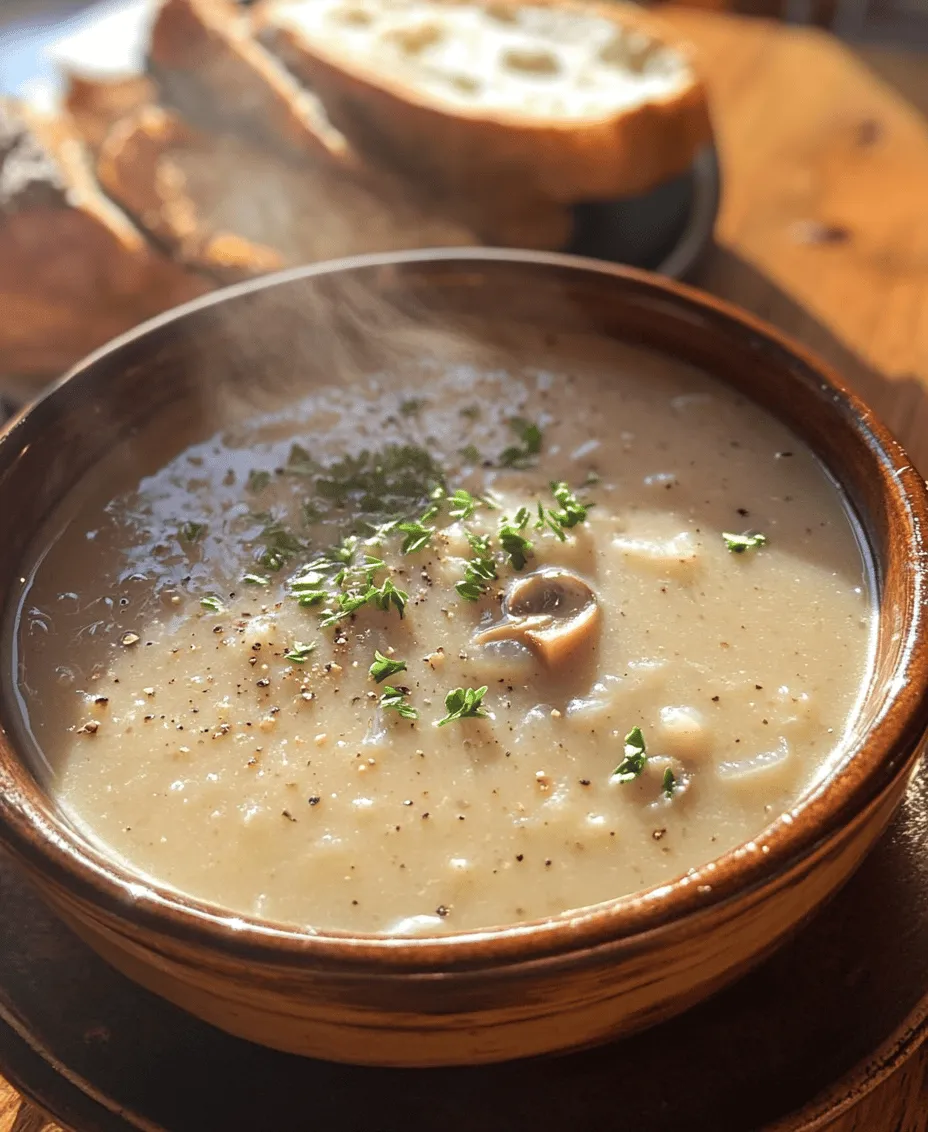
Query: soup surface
12,329,875,934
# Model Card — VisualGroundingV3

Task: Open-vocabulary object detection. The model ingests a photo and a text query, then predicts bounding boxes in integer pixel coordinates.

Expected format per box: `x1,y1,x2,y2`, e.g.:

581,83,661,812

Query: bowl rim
2,247,927,973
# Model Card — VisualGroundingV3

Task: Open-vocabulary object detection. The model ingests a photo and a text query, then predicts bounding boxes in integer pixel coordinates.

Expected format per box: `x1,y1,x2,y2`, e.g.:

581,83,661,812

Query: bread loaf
0,99,210,381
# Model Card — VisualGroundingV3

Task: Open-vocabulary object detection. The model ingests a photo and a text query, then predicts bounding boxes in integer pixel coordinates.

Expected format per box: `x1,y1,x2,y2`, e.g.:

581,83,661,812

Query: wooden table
2,8,927,1130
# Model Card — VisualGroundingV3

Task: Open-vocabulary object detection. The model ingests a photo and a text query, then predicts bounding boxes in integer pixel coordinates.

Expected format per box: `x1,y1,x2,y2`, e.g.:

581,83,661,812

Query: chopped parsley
253,515,305,571
723,531,768,554
531,482,591,541
200,595,224,614
548,481,590,532
662,767,677,798
456,533,497,601
459,444,481,464
499,508,534,570
285,642,316,663
286,443,317,478
419,485,446,523
247,469,271,493
179,520,206,543
243,573,270,586
397,520,435,555
313,444,444,530
380,686,419,720
399,398,426,416
319,574,408,627
447,489,480,522
459,405,481,420
499,419,543,469
612,726,648,782
369,650,407,683
438,686,489,726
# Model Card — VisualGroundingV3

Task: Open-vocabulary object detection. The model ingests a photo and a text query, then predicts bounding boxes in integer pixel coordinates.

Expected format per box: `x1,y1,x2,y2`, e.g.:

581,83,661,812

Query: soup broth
11,330,875,934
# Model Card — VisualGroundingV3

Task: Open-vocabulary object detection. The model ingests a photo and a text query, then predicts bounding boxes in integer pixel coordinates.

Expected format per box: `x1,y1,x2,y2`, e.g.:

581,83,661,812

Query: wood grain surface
1,8,927,1129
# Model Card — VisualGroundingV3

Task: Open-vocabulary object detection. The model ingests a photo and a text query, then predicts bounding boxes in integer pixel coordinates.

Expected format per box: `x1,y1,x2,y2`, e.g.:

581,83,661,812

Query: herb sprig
438,686,489,726
499,508,534,571
456,533,497,601
179,521,206,543
499,419,543,469
723,531,768,554
380,686,419,720
612,726,648,782
369,650,408,684
285,642,316,664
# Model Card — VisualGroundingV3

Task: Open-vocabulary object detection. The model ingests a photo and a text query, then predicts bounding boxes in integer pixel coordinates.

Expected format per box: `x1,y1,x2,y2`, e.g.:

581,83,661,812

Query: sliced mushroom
473,568,600,667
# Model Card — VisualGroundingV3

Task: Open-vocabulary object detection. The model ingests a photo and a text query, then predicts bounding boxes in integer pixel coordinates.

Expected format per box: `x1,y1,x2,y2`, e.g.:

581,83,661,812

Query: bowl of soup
1,249,926,1067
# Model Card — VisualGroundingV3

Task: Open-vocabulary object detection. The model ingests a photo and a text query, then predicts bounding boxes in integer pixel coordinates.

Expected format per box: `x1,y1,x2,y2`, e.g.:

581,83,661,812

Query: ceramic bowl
1,250,926,1068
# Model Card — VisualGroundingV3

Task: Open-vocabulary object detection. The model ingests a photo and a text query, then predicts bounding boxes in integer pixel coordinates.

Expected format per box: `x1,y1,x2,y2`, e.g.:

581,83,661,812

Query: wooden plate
0,755,925,1131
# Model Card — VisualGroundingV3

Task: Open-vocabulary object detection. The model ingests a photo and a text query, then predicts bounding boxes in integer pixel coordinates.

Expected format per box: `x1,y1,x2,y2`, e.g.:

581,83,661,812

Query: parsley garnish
437,686,489,726
254,515,304,571
456,533,497,601
285,642,316,663
459,444,481,464
397,520,435,554
380,686,419,720
179,521,206,543
369,650,408,683
200,595,224,614
499,419,543,469
612,727,648,782
399,398,426,416
286,443,317,478
499,508,534,570
319,574,408,627
243,573,270,586
370,577,408,617
247,469,271,493
662,767,677,797
419,485,446,523
548,481,590,532
290,564,330,605
531,482,591,541
313,444,444,530
723,531,768,554
459,405,481,420
447,489,479,522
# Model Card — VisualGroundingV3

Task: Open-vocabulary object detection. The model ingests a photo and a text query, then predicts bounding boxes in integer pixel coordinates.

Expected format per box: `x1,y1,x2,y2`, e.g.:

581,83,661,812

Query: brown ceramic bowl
1,250,927,1068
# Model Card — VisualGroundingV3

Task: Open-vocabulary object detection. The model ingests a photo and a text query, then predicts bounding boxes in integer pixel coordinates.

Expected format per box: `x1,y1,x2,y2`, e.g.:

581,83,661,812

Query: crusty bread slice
95,103,483,283
0,99,211,381
146,0,571,248
149,0,358,168
65,73,158,154
257,0,712,204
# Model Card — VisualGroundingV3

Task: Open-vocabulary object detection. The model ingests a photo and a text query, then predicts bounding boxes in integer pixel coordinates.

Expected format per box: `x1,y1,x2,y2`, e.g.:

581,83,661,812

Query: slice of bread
0,99,211,381
149,0,358,168
65,73,158,153
257,0,712,204
149,0,572,248
95,103,481,283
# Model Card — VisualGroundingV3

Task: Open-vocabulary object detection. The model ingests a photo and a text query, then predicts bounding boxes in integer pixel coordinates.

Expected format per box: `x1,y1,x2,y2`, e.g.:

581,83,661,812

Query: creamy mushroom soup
11,332,875,934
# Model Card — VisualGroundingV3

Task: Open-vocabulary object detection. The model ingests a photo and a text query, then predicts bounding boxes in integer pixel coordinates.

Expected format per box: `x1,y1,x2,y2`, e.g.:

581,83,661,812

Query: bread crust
0,100,210,380
95,103,482,283
149,0,358,168
64,73,158,154
258,0,712,203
